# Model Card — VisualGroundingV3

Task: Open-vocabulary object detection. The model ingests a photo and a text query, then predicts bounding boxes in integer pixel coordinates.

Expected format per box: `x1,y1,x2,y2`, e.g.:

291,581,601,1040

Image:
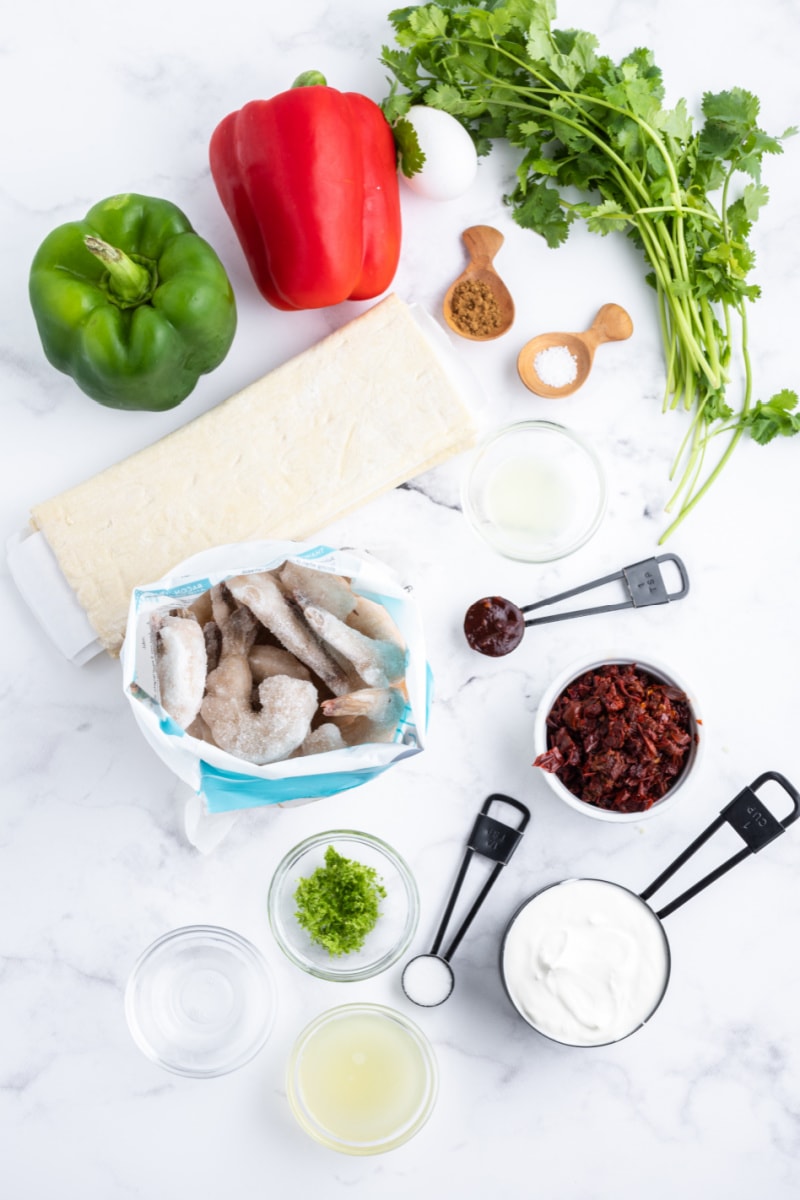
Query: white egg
400,105,478,201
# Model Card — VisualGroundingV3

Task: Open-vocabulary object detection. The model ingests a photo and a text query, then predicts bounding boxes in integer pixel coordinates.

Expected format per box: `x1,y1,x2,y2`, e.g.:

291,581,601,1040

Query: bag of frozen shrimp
121,540,430,829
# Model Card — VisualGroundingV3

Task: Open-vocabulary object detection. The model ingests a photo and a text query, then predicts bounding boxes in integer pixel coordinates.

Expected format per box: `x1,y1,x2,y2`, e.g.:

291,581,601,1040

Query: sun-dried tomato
533,662,696,813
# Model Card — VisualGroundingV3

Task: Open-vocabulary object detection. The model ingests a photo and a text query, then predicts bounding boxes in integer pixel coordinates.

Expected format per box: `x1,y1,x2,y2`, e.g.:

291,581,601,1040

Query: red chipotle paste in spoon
464,596,525,657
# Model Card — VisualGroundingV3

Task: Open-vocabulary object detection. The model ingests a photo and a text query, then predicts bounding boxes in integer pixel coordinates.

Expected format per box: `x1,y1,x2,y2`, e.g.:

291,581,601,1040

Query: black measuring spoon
402,794,530,1007
464,552,689,657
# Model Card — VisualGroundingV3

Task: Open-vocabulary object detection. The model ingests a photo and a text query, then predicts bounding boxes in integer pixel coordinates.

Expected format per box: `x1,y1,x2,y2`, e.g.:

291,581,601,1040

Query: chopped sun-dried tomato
533,662,696,813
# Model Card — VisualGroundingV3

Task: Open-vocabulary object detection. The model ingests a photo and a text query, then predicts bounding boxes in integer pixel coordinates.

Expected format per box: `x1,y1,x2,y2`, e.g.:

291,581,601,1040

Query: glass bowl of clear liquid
461,420,606,562
124,925,277,1078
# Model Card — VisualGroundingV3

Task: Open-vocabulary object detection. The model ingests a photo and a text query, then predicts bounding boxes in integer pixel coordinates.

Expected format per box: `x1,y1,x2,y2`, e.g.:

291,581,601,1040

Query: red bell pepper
209,73,402,311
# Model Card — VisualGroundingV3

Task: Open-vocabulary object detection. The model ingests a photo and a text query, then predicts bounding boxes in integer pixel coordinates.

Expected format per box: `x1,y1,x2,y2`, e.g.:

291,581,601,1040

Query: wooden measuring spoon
517,303,634,397
443,225,515,341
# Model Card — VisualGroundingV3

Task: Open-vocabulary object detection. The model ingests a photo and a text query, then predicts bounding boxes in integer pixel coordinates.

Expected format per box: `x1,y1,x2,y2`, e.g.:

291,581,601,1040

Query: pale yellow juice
293,1007,434,1148
485,454,575,538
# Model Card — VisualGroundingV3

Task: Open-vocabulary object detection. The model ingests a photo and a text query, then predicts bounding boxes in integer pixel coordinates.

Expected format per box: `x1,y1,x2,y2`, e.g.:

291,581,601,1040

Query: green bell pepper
29,193,237,411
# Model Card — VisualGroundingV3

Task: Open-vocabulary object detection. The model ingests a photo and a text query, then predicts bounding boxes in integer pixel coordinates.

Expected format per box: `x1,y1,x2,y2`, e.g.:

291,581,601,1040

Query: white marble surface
2,1,799,1196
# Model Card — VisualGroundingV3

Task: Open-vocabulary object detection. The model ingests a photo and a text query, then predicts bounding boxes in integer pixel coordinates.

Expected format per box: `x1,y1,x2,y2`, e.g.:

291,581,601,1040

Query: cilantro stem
666,390,709,498
658,288,678,408
660,304,752,540
634,204,722,228
700,298,724,390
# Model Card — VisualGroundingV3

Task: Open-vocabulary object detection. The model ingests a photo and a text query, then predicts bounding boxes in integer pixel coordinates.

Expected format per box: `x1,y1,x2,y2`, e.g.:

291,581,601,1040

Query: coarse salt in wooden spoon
517,303,634,397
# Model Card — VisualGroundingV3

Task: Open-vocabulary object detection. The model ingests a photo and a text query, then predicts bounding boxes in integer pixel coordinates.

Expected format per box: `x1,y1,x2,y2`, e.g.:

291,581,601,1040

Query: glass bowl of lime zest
267,830,420,981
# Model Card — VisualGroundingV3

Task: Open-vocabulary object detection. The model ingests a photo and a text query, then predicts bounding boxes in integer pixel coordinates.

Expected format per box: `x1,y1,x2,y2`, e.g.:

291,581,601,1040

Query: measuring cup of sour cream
501,879,671,1046
500,771,799,1047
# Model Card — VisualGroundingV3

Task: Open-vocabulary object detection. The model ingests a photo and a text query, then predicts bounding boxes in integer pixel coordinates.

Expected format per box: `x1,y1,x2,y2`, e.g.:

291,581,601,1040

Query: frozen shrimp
188,589,214,627
278,560,356,621
249,644,311,685
200,607,258,694
155,614,207,730
220,605,259,658
346,595,405,651
201,650,318,764
226,573,352,695
295,723,347,757
321,687,405,744
203,621,221,674
204,652,252,703
210,581,237,627
303,605,406,689
185,712,217,746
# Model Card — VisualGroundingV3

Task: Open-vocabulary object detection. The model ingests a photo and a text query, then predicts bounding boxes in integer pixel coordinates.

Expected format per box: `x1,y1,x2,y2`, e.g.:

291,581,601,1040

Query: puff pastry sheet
30,295,478,654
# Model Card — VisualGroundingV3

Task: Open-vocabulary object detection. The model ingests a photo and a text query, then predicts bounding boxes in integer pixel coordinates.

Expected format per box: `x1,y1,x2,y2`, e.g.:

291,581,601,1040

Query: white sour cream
502,879,670,1046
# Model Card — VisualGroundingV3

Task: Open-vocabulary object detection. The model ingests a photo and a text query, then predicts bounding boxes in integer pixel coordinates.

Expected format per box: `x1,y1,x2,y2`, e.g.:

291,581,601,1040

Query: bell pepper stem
84,235,153,304
292,70,327,88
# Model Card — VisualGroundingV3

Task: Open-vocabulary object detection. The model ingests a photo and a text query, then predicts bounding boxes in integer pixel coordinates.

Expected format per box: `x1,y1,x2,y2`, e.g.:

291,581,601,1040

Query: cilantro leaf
508,178,571,247
702,87,760,134
583,198,631,236
655,98,693,143
742,390,800,444
392,116,426,177
380,74,413,123
407,4,450,40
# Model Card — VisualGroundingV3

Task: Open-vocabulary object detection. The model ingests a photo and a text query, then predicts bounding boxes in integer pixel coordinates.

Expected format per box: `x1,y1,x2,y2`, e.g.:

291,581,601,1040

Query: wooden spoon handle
583,303,634,349
462,224,505,267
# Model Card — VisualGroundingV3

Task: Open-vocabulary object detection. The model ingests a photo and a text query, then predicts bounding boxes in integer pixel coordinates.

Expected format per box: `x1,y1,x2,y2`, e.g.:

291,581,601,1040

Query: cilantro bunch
382,0,798,539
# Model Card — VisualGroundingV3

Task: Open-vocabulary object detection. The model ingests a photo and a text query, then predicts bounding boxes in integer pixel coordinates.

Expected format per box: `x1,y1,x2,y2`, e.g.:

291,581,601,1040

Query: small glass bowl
286,1003,438,1154
124,925,277,1077
461,420,606,562
533,654,702,822
267,830,419,981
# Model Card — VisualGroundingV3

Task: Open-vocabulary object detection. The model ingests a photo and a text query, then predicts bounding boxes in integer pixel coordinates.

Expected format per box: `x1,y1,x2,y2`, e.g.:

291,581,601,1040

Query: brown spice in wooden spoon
449,278,504,336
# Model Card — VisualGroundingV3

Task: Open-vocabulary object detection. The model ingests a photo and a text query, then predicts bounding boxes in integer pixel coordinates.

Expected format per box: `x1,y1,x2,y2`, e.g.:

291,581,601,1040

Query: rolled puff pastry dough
30,295,477,654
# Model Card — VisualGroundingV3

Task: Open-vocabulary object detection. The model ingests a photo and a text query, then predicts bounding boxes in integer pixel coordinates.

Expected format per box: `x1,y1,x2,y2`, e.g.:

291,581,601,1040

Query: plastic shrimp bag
121,540,430,843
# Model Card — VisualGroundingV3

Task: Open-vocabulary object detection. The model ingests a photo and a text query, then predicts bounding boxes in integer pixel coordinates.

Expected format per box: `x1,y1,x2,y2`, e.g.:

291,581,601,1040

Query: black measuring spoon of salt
402,794,530,1007
464,553,689,657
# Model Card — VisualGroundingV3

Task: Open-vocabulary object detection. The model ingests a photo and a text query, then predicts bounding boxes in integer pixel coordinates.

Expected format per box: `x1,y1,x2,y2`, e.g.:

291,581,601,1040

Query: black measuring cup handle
430,793,531,963
640,771,799,921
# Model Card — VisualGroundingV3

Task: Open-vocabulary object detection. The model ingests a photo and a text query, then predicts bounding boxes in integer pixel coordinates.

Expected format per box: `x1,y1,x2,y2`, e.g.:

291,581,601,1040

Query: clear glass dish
286,1003,438,1154
124,925,276,1077
461,419,606,562
267,830,419,982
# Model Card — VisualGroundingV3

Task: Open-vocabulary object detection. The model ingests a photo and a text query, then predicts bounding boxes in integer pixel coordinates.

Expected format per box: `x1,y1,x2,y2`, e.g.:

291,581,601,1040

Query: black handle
640,771,799,920
430,794,530,962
